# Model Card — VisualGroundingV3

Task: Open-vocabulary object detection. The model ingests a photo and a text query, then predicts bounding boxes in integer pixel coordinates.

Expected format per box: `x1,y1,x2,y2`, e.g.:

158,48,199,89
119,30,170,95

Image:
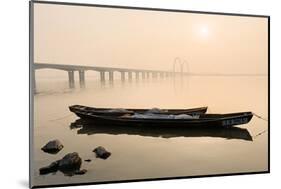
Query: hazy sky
34,3,268,74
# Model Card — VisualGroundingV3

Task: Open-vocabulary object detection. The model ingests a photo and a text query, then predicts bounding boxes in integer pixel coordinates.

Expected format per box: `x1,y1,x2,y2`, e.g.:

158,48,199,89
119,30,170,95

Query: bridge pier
68,70,75,88
141,72,145,79
128,72,132,81
79,70,85,88
120,71,125,82
135,71,139,80
109,71,114,82
146,72,150,79
100,71,105,82
152,72,157,79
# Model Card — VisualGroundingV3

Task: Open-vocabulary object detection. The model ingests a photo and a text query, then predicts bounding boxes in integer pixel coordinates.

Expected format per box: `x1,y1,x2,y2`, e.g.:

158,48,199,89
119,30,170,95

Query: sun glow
198,25,210,38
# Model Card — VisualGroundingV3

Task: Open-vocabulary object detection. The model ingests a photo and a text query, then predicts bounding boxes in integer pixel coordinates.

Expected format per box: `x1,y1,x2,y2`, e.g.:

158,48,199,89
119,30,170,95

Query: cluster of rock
39,139,111,176
39,152,86,176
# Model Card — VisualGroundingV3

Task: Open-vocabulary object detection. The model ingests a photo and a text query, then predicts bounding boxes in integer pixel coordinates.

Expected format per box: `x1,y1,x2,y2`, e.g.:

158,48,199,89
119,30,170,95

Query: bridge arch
173,57,181,73
173,57,189,75
181,59,190,74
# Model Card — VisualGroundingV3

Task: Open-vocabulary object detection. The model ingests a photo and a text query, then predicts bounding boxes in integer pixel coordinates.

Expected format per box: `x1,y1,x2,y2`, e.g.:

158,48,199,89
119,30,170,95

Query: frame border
29,0,270,188
32,0,269,18
29,1,34,188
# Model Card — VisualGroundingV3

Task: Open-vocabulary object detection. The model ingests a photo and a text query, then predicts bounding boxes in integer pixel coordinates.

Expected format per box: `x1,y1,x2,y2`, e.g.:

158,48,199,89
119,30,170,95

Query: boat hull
73,112,253,128
69,105,208,117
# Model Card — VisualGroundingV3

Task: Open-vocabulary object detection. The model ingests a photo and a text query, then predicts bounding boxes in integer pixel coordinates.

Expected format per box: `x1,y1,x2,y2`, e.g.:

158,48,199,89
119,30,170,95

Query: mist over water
32,75,268,186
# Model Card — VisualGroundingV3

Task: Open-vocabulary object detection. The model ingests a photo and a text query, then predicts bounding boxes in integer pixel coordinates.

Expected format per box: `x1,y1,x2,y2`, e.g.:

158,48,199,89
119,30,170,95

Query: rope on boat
253,112,268,121
252,129,268,139
251,112,268,139
49,113,73,121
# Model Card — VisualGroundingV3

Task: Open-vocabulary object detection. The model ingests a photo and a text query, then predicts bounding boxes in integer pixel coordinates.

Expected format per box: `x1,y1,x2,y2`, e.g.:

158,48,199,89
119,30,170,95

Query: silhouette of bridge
33,63,185,92
32,62,267,93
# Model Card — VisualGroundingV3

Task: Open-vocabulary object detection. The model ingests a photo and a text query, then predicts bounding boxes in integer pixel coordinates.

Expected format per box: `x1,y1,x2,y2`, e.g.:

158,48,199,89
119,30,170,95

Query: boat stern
221,112,253,127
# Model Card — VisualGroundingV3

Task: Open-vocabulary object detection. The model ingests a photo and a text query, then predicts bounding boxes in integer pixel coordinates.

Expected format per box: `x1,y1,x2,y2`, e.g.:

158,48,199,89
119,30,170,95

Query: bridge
33,63,185,92
32,62,266,93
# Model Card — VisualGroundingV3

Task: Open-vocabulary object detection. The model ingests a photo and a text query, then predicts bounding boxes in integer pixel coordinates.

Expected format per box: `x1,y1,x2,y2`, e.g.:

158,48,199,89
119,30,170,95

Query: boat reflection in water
70,119,253,141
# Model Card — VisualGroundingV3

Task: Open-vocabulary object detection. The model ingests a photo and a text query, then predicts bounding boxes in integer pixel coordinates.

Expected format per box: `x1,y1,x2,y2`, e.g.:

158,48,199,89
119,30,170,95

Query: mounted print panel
29,1,269,188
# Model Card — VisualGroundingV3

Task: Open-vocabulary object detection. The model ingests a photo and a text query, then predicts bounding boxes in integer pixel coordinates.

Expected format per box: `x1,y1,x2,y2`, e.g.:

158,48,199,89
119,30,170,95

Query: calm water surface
32,76,268,186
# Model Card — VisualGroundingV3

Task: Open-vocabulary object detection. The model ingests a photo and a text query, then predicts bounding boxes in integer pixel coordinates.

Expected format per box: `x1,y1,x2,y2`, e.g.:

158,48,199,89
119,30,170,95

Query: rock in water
39,160,60,175
74,169,87,175
93,146,111,159
58,152,82,171
84,159,92,162
39,152,85,176
41,140,64,154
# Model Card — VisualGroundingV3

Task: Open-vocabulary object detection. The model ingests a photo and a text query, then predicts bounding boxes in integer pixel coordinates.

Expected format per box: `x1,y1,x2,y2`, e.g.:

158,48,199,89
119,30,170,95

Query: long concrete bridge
33,63,185,91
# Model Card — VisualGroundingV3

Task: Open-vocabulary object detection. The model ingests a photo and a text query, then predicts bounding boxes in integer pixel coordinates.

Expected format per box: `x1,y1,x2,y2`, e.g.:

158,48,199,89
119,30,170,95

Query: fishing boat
69,106,253,127
69,105,208,117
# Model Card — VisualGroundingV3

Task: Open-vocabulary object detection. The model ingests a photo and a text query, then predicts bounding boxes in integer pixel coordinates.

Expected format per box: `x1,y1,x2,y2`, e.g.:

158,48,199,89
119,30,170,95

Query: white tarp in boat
128,113,199,119
174,114,197,119
101,108,130,113
145,108,168,113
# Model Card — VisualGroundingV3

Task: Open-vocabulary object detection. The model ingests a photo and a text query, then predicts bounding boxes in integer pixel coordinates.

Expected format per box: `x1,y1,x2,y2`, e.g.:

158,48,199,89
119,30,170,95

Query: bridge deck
34,63,177,73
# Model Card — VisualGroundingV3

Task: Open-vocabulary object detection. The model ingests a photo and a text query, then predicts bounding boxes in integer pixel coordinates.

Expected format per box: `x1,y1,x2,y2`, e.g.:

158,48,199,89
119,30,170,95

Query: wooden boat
70,119,253,141
69,105,208,117
70,107,253,127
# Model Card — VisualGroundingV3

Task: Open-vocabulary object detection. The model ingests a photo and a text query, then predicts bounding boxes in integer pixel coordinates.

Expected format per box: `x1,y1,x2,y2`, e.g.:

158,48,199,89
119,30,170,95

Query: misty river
31,75,268,186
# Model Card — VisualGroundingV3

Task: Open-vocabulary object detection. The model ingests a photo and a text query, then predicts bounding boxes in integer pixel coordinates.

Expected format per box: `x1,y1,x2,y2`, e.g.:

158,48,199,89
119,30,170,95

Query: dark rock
60,169,77,177
74,169,87,175
39,152,84,176
58,152,82,171
84,159,92,162
39,160,60,175
41,140,64,154
70,122,83,129
93,146,111,159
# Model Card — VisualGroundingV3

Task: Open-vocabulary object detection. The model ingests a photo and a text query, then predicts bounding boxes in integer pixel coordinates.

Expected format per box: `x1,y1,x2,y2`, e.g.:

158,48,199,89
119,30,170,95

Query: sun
199,25,210,38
